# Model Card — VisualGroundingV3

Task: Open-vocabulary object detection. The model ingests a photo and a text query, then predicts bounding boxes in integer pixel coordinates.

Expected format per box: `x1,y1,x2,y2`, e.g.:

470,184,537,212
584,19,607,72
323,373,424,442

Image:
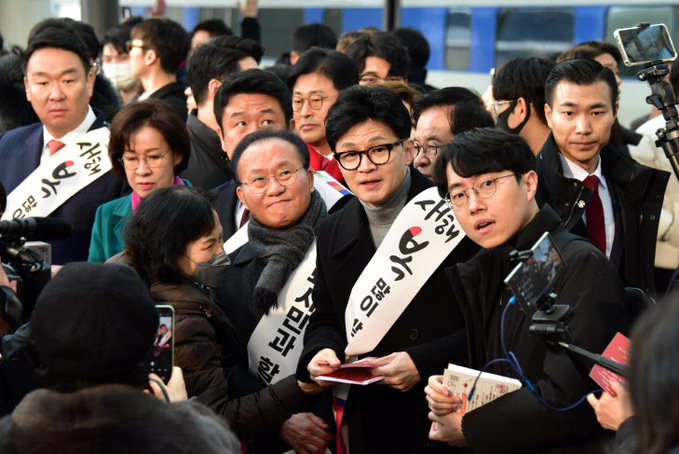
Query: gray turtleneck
359,167,412,248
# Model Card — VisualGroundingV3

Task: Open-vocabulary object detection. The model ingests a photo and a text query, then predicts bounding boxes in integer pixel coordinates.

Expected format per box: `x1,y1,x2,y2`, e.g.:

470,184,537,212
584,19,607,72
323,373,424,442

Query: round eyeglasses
241,167,304,194
119,149,172,170
445,174,517,211
333,139,405,171
292,95,332,112
413,142,442,160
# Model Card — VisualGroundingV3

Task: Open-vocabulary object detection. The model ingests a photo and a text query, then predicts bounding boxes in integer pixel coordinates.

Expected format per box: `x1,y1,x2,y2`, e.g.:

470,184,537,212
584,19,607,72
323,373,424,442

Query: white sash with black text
1,127,111,220
344,186,466,357
242,171,351,385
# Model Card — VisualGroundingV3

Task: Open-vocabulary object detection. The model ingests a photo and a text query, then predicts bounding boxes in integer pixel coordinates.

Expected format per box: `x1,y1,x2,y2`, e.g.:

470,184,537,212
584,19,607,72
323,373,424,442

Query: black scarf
247,190,327,317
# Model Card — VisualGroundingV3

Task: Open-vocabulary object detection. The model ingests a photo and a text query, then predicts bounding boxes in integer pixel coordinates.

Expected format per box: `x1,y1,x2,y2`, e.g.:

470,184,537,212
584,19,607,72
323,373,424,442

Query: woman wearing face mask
88,99,191,262
120,185,319,441
101,18,143,105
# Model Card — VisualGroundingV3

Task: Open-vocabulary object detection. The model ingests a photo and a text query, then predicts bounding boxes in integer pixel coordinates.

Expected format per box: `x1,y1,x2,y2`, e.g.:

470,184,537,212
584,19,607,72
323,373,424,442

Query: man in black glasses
426,127,629,452
297,85,477,454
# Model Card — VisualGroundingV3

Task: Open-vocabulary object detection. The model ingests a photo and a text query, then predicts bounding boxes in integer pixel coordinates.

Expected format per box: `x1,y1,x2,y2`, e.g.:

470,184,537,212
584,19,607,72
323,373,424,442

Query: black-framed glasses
241,167,304,194
125,40,148,53
413,141,442,160
292,95,332,112
445,173,517,211
333,139,405,171
119,149,173,170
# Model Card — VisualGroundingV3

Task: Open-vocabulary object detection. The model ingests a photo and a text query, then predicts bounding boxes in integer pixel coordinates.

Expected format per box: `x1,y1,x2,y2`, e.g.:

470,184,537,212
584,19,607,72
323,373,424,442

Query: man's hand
425,375,461,416
308,348,342,386
237,0,258,18
372,351,421,392
279,412,332,454
428,410,466,446
586,380,633,431
148,367,188,402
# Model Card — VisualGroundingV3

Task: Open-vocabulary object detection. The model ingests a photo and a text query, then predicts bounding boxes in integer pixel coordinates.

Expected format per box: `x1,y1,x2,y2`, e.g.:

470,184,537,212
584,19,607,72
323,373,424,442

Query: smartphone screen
147,305,174,383
504,232,565,313
614,24,677,66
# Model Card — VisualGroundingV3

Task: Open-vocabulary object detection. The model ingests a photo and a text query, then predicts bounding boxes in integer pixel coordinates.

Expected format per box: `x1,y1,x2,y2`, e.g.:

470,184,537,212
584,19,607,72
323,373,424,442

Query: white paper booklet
443,363,522,414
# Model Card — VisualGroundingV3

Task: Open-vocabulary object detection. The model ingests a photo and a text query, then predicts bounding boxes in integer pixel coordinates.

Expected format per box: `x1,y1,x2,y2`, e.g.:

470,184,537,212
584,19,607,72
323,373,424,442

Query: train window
445,9,472,71
257,9,305,61
605,6,679,78
495,8,574,69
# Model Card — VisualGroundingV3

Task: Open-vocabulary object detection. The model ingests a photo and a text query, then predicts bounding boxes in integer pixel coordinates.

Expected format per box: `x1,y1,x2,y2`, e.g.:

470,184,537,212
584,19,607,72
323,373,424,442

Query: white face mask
102,61,138,92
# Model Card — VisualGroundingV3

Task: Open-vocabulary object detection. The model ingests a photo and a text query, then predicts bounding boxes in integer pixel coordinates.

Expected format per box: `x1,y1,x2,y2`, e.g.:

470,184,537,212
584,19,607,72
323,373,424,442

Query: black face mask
496,100,531,135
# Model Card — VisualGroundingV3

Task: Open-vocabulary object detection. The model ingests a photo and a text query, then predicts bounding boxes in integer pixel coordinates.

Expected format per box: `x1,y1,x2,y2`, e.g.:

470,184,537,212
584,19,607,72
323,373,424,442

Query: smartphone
147,305,174,383
504,232,565,314
614,23,677,67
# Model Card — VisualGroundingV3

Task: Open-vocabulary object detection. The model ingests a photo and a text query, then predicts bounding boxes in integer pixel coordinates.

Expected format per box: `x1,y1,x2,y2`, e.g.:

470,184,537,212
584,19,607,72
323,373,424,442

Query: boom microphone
0,217,72,241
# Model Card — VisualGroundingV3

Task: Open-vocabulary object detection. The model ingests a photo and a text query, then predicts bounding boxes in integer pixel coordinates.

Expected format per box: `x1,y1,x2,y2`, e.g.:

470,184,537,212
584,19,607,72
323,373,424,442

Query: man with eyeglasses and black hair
491,57,555,155
287,48,359,184
297,85,478,454
129,18,190,121
425,127,630,453
412,87,493,181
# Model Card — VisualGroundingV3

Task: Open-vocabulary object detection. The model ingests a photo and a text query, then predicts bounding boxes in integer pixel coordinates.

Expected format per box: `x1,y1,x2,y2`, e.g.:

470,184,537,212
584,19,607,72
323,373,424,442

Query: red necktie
320,156,331,170
583,175,606,252
48,140,66,156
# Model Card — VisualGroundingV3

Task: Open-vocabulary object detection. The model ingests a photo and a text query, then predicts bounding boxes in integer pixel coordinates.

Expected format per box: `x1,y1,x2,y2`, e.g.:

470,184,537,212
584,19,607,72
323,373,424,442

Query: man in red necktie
535,58,669,294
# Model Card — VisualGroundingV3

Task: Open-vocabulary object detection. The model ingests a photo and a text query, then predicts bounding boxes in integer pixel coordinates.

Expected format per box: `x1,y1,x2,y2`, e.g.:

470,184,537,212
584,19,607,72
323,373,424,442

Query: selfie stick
509,247,627,379
557,341,629,379
630,23,679,182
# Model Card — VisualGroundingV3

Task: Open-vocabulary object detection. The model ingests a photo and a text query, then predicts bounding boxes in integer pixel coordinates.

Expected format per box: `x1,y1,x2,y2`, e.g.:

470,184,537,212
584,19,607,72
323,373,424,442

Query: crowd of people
1,5,679,454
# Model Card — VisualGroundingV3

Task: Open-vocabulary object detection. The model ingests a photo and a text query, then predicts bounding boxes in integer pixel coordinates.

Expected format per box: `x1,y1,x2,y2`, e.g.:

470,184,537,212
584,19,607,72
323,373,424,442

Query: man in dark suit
211,69,292,241
0,27,125,264
297,85,476,454
536,58,669,294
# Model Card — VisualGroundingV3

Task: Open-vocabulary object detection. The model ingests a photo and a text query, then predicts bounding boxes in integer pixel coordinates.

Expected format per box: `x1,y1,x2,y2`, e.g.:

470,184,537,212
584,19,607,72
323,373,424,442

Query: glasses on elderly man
333,139,405,171
413,141,443,160
445,173,517,211
241,167,304,194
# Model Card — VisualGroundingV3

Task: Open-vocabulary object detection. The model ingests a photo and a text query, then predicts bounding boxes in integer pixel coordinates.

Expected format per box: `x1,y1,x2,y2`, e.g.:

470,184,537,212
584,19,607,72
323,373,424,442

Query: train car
54,0,679,123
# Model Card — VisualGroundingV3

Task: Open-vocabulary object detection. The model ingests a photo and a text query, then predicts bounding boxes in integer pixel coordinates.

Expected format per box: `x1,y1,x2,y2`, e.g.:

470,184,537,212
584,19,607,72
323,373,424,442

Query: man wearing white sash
215,130,334,454
297,86,478,454
0,27,125,264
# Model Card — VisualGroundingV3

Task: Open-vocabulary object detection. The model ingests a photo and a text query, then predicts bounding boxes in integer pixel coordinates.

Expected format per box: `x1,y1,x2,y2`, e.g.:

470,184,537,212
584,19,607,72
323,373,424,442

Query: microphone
0,217,72,241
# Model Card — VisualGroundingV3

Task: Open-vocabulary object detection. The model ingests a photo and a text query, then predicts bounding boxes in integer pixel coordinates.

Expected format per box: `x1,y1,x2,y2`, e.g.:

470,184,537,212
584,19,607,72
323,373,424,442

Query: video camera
1,180,71,324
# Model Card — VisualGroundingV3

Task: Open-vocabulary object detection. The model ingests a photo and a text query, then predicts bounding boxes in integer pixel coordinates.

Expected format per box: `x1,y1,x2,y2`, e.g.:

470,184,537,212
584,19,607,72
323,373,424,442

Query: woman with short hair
88,99,191,262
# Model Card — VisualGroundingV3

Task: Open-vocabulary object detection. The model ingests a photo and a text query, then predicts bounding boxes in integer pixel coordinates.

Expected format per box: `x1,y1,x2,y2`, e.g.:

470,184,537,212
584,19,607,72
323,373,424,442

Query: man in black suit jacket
537,59,668,294
211,69,292,241
297,85,476,454
0,27,125,264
